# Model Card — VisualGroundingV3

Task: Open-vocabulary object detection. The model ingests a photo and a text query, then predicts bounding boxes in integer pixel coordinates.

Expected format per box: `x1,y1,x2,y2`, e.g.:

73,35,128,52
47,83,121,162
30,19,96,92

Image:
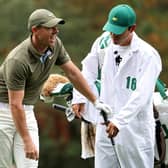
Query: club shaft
52,104,66,112
101,110,121,168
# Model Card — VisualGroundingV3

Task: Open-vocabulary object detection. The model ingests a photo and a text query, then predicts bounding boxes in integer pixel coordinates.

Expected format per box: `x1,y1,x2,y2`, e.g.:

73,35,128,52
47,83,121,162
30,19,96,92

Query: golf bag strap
156,79,168,100
153,104,166,165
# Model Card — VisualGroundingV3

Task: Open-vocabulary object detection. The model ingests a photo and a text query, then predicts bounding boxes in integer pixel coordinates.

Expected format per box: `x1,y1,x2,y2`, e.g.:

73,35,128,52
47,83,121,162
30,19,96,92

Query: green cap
28,9,65,31
103,4,136,35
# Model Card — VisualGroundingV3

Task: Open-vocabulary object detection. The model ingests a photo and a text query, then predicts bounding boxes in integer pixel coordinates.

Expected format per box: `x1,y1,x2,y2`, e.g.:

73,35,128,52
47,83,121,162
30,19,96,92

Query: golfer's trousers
0,102,39,168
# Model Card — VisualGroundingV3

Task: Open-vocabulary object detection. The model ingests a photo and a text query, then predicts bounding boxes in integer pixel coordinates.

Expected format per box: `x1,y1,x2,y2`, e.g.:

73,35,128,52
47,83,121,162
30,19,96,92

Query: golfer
0,9,111,168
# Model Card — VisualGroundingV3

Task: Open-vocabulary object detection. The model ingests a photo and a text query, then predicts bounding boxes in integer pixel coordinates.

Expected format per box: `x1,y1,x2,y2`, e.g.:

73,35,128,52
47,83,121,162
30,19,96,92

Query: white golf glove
94,99,113,116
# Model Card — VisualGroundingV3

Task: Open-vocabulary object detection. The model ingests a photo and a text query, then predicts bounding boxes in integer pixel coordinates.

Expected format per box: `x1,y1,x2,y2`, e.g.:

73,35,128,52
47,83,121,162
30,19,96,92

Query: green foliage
0,0,35,49
39,134,94,168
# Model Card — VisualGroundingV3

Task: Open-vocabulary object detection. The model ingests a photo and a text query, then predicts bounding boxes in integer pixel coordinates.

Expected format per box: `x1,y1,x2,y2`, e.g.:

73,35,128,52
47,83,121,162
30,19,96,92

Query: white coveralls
74,32,162,168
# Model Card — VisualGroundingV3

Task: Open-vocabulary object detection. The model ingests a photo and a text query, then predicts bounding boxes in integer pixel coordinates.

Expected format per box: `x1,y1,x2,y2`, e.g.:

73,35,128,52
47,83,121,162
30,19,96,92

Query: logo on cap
112,17,118,21
48,14,53,17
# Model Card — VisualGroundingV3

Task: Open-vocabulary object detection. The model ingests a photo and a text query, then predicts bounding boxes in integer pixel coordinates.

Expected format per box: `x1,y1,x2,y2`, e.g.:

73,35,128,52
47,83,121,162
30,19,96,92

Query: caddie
72,4,162,168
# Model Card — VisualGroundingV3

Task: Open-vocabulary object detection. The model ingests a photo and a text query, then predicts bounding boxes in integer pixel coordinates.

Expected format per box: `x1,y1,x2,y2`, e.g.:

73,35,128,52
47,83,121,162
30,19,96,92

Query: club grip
100,110,108,125
52,104,66,112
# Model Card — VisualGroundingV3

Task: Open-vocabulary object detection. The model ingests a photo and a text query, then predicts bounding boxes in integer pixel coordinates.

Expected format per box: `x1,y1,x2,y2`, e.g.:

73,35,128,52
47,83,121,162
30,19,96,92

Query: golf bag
154,79,168,167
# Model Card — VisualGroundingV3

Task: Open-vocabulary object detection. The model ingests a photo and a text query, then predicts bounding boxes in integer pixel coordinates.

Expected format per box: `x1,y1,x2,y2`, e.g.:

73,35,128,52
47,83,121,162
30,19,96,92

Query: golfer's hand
24,138,39,160
94,99,112,116
106,122,119,138
72,103,85,119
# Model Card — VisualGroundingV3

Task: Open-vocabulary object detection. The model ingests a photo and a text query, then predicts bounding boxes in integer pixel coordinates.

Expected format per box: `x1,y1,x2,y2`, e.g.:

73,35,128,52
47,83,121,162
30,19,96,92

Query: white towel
81,121,96,159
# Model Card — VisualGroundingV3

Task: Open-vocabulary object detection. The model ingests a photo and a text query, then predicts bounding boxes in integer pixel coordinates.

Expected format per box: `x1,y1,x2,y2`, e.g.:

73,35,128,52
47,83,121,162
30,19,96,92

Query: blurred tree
0,0,35,54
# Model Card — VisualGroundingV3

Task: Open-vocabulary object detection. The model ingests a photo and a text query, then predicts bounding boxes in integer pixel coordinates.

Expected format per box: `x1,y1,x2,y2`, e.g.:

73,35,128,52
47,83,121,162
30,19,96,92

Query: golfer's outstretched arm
60,61,97,104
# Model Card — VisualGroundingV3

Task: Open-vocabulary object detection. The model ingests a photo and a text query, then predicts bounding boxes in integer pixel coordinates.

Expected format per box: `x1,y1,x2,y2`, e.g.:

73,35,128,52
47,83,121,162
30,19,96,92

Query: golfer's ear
31,26,39,33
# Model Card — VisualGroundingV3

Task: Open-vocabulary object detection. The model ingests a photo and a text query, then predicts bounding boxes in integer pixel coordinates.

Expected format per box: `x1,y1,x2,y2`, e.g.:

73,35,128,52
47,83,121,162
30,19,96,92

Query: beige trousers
0,102,39,168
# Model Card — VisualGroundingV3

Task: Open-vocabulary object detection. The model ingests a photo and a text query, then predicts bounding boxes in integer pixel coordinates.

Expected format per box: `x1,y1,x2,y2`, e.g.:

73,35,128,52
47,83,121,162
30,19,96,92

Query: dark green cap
103,4,136,35
28,9,65,31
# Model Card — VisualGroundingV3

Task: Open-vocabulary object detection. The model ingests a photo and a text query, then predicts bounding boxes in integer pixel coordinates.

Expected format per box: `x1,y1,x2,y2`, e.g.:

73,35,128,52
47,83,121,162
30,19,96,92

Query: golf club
100,110,121,168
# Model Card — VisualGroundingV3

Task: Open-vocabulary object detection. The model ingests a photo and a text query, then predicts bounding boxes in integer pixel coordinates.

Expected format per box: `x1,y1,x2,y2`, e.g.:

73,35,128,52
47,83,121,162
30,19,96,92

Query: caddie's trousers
0,102,39,168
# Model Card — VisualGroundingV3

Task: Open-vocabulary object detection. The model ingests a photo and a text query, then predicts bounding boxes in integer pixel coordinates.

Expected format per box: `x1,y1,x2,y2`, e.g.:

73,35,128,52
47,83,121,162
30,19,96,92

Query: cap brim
103,21,127,35
41,18,65,28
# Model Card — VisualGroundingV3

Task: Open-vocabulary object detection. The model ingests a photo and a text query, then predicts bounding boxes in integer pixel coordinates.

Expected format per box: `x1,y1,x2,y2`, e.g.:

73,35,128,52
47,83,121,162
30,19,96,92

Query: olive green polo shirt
0,36,70,105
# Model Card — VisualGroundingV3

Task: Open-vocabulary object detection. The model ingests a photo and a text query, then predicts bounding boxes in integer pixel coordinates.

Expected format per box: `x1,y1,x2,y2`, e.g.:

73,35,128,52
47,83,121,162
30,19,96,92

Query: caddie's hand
94,99,112,116
72,103,85,119
106,122,119,138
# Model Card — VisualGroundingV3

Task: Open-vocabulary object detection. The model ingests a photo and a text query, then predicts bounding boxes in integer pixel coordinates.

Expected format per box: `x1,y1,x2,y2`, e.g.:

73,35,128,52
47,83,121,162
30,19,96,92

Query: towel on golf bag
72,80,100,159
81,121,96,159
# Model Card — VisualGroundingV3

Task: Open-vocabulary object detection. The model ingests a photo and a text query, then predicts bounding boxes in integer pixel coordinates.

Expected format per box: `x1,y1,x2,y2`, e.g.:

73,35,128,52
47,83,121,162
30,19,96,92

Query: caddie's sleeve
81,36,102,86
